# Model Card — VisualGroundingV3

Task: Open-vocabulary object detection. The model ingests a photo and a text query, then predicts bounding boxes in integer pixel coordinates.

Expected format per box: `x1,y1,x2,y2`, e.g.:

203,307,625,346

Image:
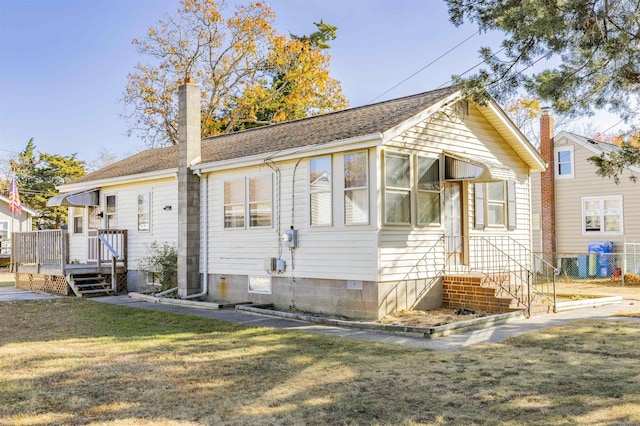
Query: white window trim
73,207,84,235
248,275,272,294
383,151,412,226
344,150,369,225
416,155,442,227
223,178,246,230
309,155,333,227
0,220,9,239
581,195,623,235
137,192,151,232
555,146,574,179
485,181,507,228
248,174,273,229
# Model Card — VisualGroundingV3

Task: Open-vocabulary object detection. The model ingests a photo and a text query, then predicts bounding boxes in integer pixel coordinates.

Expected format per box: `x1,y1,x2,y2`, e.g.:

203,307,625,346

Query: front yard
1,298,639,425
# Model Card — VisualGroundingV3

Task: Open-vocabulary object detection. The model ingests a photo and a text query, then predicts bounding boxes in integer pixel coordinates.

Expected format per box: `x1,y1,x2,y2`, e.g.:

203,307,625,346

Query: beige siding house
532,125,640,255
38,84,546,319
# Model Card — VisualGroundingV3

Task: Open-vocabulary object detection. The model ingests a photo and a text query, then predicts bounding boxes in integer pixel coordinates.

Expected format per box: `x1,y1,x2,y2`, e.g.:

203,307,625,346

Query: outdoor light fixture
96,212,104,218
163,205,172,211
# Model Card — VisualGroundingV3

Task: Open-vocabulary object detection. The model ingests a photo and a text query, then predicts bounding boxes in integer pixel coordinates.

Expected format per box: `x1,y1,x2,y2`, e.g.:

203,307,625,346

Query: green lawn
1,298,639,425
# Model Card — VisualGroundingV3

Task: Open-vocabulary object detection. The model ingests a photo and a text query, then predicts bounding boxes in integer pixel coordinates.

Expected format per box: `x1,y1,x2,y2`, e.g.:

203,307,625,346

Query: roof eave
477,99,547,173
193,132,383,173
58,168,179,192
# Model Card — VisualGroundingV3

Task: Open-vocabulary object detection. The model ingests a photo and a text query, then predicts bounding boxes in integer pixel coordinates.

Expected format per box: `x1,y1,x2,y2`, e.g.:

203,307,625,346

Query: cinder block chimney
539,108,556,258
177,82,201,298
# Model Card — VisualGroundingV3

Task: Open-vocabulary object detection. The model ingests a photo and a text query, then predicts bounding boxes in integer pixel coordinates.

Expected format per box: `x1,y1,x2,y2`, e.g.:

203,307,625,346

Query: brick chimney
539,108,556,257
177,82,201,298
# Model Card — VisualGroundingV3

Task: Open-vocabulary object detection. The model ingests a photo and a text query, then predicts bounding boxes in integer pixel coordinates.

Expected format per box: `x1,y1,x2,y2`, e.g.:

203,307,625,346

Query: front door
444,181,463,266
87,206,101,263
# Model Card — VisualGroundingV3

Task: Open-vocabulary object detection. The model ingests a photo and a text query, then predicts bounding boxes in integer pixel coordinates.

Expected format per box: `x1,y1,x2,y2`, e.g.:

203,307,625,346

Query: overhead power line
367,32,478,104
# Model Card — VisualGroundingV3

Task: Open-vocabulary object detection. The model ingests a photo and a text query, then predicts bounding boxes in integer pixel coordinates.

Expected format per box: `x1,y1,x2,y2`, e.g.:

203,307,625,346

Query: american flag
9,178,22,216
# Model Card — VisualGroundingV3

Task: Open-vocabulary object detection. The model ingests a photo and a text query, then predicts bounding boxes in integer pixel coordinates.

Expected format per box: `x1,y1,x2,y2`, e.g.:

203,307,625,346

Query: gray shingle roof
72,86,457,185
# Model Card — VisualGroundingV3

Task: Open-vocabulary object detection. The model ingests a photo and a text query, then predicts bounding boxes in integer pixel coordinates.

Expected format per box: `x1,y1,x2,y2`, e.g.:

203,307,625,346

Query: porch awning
444,153,516,182
47,188,99,207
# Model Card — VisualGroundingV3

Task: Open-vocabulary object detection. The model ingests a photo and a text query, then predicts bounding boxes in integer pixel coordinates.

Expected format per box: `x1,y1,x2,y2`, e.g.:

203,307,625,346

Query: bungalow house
14,83,552,318
531,110,640,277
0,194,36,264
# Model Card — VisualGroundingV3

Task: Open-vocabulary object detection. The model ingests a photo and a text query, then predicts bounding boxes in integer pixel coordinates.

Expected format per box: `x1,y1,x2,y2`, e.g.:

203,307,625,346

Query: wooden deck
11,229,128,295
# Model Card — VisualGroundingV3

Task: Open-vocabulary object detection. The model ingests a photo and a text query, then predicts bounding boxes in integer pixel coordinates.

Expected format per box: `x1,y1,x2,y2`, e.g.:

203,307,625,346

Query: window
73,208,84,234
486,182,506,227
224,179,245,229
583,196,622,234
88,206,101,230
249,176,272,227
248,275,272,294
138,193,150,231
555,147,574,179
385,152,411,224
105,195,117,229
0,221,8,239
344,151,369,224
310,156,332,225
417,157,440,225
474,181,517,230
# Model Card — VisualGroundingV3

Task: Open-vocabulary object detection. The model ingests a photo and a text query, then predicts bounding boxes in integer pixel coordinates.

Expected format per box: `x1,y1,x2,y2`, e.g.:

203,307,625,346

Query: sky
0,0,632,167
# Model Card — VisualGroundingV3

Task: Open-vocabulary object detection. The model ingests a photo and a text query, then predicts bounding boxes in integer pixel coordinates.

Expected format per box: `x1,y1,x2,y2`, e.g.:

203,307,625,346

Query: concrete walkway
2,285,638,351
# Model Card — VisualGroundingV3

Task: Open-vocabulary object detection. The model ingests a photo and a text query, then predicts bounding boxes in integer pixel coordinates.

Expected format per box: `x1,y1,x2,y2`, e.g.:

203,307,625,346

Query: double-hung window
583,196,622,233
344,151,368,224
310,156,332,226
417,157,440,225
224,176,273,229
73,208,84,234
474,181,517,230
555,147,574,179
138,193,150,231
486,182,506,227
249,176,272,227
384,153,411,224
224,179,245,229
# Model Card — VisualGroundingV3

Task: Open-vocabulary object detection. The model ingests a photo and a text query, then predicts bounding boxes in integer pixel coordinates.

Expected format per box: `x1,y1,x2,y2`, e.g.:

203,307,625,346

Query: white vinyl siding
380,102,532,282
207,155,378,282
66,178,179,269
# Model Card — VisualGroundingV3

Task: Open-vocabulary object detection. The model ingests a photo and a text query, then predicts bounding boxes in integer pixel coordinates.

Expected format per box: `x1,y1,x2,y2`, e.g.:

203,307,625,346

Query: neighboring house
19,84,547,319
532,110,640,261
0,194,36,260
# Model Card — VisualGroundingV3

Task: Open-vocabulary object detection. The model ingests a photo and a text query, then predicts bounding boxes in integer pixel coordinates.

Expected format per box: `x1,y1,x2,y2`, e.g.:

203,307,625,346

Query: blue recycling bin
577,255,589,278
588,242,614,277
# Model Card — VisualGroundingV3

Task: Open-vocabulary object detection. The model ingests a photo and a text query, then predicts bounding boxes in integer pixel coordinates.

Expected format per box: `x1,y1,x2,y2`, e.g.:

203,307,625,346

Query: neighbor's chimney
539,107,556,258
177,82,201,298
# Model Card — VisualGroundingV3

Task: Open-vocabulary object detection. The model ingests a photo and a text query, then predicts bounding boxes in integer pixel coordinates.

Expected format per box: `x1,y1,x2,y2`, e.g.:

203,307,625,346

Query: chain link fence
536,243,640,284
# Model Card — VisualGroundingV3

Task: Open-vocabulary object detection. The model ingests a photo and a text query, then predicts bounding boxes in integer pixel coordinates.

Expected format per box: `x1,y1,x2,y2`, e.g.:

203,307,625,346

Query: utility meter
281,228,298,249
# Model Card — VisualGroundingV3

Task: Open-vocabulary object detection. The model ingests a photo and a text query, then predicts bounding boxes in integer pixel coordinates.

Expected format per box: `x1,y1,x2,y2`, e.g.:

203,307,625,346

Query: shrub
139,242,177,294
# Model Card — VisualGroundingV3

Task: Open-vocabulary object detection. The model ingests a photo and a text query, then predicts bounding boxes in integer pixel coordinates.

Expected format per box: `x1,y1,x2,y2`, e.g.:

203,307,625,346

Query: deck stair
66,273,114,298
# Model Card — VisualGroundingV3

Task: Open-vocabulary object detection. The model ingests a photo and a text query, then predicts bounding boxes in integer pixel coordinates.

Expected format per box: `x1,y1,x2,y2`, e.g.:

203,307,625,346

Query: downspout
182,170,208,299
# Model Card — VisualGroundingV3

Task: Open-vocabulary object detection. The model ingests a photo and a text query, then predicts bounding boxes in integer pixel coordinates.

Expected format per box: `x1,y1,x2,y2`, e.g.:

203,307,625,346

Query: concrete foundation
204,273,444,320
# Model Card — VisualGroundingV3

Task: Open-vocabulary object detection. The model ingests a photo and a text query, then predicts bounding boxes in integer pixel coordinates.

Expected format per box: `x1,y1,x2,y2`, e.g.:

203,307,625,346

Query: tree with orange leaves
123,0,347,147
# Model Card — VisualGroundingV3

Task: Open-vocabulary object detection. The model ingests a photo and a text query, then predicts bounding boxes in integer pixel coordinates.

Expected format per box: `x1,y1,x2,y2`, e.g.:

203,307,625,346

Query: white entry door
444,181,463,264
